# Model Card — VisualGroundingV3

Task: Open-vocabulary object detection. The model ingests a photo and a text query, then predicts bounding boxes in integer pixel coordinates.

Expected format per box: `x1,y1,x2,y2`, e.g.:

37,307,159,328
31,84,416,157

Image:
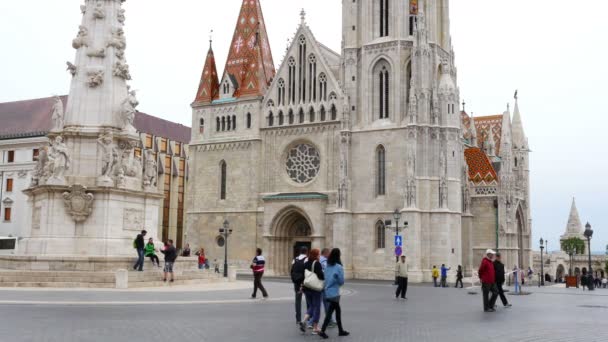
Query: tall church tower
340,0,462,281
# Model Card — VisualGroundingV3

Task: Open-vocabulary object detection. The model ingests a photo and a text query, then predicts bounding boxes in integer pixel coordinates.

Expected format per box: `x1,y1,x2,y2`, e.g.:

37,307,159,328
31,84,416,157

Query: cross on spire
300,8,306,24
209,29,214,46
462,99,466,112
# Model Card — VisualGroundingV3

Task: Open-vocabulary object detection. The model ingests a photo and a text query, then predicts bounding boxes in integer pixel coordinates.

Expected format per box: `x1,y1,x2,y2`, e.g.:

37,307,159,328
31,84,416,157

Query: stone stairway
0,269,224,288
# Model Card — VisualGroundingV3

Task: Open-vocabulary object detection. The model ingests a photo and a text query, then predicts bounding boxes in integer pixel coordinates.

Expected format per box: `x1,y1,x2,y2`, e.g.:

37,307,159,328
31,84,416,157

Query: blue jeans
304,289,322,324
133,248,144,271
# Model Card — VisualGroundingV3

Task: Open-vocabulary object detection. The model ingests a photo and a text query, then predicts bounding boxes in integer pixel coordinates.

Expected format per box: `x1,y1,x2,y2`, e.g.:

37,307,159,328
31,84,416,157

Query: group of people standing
430,264,464,288
478,249,513,312
132,230,178,282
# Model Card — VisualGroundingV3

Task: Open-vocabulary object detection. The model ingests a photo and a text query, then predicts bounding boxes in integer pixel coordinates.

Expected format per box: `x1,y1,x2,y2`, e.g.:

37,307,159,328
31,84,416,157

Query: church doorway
269,207,313,276
516,207,525,269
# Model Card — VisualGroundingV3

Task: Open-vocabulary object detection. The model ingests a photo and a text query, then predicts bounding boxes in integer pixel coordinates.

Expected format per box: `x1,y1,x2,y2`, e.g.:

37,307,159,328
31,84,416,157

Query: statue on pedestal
121,88,138,133
143,149,158,189
97,133,117,185
47,136,71,185
31,147,50,187
51,96,64,132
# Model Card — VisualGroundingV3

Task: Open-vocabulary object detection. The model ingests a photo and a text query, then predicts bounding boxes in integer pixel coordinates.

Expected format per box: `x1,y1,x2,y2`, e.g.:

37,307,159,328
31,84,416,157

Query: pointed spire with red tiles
194,40,220,104
222,0,275,98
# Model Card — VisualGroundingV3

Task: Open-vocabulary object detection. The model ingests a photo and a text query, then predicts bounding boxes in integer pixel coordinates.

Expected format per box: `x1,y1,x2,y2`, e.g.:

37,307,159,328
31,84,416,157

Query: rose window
286,144,321,184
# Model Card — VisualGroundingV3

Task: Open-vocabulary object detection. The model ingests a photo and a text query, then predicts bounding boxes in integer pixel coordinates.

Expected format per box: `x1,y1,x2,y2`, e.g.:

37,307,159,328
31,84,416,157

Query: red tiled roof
194,46,220,104
474,115,502,155
464,147,498,184
222,0,275,98
0,96,191,143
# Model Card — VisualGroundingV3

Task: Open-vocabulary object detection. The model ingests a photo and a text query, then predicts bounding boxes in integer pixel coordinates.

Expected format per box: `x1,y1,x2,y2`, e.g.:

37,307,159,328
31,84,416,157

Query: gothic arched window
379,0,389,37
246,113,252,129
268,112,274,127
288,109,295,125
309,107,316,123
373,60,391,120
331,105,337,121
299,108,305,124
376,145,386,196
308,54,317,102
319,73,327,102
232,115,237,130
278,111,284,125
375,220,386,249
227,116,232,131
216,117,220,132
220,160,227,200
221,117,226,131
277,79,285,106
288,58,296,104
320,106,326,122
298,36,307,103
199,118,205,134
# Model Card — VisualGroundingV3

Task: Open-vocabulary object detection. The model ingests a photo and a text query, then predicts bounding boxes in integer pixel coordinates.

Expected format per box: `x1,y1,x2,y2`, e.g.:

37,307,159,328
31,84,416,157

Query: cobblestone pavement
0,280,607,342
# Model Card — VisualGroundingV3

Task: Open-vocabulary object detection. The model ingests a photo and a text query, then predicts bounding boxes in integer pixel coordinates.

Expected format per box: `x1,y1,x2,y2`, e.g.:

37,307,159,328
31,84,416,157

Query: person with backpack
319,248,349,339
132,230,147,272
160,239,178,282
144,237,160,268
291,247,308,325
299,249,324,335
250,248,268,299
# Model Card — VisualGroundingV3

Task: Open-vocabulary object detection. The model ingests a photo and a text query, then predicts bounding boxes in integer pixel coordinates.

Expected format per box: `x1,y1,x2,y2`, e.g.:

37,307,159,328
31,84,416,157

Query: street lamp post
393,209,401,236
219,220,233,278
584,222,594,291
539,238,545,286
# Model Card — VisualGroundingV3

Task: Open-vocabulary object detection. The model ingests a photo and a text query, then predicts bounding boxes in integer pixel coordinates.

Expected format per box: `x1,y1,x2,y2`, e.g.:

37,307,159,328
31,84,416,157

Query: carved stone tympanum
62,185,94,222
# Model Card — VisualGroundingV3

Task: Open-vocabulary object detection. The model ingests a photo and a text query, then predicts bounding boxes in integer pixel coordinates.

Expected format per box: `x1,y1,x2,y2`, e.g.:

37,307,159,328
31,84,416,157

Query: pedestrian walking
395,255,409,299
160,239,177,282
490,253,512,308
319,248,350,340
144,237,160,267
132,230,147,271
320,248,336,327
455,265,464,288
432,265,439,287
299,249,324,335
291,246,308,325
478,249,497,312
440,264,451,288
251,248,268,299
196,248,209,270
513,265,521,294
213,259,220,274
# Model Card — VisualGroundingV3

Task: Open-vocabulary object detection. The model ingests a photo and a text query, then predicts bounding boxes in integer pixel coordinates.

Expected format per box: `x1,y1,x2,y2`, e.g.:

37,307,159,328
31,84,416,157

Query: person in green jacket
145,238,160,268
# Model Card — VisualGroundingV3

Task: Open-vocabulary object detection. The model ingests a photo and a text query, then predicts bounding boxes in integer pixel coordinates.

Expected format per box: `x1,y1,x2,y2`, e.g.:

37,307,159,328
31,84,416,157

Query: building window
221,117,226,131
379,0,389,37
278,79,285,106
375,221,386,249
3,208,11,222
162,155,172,241
268,112,274,127
288,109,295,125
7,151,15,163
376,145,386,196
177,158,186,248
134,148,142,158
33,149,40,161
232,115,237,130
308,54,317,102
145,135,153,149
320,106,326,121
199,118,205,134
298,36,307,103
288,58,296,104
6,178,13,192
374,61,391,120
319,73,327,101
160,138,167,153
246,113,252,129
309,107,316,123
331,105,337,121
175,143,182,156
299,108,305,124
227,116,232,131
278,111,284,126
220,160,227,200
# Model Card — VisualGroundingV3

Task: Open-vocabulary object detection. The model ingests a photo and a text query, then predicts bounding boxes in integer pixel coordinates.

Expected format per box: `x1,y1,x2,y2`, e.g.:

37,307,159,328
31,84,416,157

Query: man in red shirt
478,249,497,312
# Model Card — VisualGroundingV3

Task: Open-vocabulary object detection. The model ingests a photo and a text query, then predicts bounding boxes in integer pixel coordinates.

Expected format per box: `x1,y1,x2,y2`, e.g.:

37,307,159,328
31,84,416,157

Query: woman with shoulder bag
299,248,324,335
319,248,350,339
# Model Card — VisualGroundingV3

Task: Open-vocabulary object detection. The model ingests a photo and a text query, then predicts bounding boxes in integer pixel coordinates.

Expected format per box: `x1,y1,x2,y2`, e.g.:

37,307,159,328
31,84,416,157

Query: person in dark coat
490,253,512,308
454,265,464,288
132,230,147,271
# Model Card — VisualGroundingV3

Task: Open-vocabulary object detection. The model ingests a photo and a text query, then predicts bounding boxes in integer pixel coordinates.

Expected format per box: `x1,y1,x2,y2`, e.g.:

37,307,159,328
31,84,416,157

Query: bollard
115,269,128,289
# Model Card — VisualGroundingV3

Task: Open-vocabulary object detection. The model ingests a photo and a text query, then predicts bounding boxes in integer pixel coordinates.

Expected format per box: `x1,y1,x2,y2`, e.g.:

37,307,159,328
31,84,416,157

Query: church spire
562,198,584,239
222,0,275,98
499,103,512,158
512,91,528,150
194,37,220,104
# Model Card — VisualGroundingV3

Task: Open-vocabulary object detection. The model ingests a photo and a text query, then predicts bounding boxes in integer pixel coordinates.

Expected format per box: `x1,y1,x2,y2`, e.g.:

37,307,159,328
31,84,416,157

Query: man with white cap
478,249,497,312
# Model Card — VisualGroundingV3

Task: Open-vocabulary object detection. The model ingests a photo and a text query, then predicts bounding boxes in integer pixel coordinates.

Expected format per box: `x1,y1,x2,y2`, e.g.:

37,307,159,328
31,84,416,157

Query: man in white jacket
395,255,409,300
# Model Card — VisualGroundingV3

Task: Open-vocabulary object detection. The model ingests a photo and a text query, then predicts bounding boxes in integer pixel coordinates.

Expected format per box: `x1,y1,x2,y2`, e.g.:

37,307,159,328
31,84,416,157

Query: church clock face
285,143,321,184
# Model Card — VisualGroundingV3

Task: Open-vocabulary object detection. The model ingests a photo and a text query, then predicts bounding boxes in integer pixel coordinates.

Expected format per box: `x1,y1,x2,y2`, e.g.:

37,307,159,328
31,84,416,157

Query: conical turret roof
194,44,220,104
512,97,528,149
222,0,275,98
561,198,584,240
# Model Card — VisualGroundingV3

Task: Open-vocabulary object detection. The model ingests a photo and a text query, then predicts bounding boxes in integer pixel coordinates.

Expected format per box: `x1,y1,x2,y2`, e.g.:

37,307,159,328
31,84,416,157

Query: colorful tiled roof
0,96,191,143
194,45,220,104
464,147,498,184
473,115,502,155
222,0,275,98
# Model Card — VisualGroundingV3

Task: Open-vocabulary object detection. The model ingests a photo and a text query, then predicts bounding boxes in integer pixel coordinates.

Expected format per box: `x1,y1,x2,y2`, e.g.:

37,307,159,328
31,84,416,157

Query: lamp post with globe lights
583,222,594,290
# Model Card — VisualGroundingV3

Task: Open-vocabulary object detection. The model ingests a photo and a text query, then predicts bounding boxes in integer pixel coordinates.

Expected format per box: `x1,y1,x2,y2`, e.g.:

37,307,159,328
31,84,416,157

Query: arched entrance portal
556,264,565,283
269,207,313,276
516,206,525,269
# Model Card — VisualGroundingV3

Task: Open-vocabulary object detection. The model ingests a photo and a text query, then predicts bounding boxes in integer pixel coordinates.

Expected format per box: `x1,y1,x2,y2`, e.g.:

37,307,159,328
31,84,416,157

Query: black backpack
291,257,306,284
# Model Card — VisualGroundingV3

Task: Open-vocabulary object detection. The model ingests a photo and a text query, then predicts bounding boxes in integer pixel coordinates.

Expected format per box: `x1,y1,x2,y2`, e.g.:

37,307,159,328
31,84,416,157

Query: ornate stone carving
80,5,87,14
51,96,64,132
86,48,106,58
62,185,94,223
86,69,104,88
18,170,28,179
47,136,71,185
72,25,89,49
116,141,141,179
66,61,77,76
123,208,144,231
97,133,118,185
439,151,447,178
408,79,417,123
439,180,448,209
113,60,131,80
286,143,321,184
31,146,50,186
117,9,126,24
143,149,158,189
120,88,138,132
432,91,440,125
93,2,105,19
107,27,126,51
406,150,416,208
463,185,471,213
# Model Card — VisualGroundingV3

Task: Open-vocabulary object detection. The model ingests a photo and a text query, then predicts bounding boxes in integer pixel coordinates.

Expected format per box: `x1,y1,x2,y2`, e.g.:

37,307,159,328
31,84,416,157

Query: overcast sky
1,0,607,253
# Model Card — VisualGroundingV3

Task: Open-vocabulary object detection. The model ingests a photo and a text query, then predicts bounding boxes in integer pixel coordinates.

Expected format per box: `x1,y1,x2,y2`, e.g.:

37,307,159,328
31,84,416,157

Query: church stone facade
186,0,532,281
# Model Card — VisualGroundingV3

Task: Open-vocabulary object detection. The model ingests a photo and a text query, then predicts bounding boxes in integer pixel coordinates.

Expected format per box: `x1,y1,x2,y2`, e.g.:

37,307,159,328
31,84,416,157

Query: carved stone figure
107,27,126,51
408,80,417,122
47,136,71,184
62,185,94,222
97,133,117,179
51,96,64,132
86,48,106,58
87,69,104,88
463,185,471,213
432,91,440,125
120,89,138,132
439,180,448,208
439,151,447,178
115,49,125,60
93,2,105,19
113,60,131,80
66,61,77,76
72,25,89,49
143,149,158,188
80,5,87,14
406,179,417,208
31,146,49,186
117,9,126,24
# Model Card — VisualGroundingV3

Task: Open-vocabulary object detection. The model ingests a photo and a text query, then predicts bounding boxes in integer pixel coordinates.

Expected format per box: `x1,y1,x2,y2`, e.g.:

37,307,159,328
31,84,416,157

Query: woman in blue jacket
319,248,350,339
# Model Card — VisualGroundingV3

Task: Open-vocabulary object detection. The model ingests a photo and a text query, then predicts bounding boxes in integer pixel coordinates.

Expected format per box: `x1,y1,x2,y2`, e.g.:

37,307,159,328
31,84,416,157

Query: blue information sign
394,235,403,247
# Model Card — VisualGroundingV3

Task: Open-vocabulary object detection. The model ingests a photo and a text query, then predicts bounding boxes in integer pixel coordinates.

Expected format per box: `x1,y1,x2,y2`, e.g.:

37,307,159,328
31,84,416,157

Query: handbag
303,261,325,291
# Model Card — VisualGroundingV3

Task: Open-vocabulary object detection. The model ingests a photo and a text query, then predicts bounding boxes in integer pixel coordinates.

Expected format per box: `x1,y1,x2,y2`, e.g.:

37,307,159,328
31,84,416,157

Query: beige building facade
186,0,532,280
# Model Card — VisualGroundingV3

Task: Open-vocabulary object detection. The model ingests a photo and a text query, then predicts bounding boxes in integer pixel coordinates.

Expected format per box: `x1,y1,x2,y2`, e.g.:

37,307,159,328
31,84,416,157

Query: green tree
561,237,586,275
